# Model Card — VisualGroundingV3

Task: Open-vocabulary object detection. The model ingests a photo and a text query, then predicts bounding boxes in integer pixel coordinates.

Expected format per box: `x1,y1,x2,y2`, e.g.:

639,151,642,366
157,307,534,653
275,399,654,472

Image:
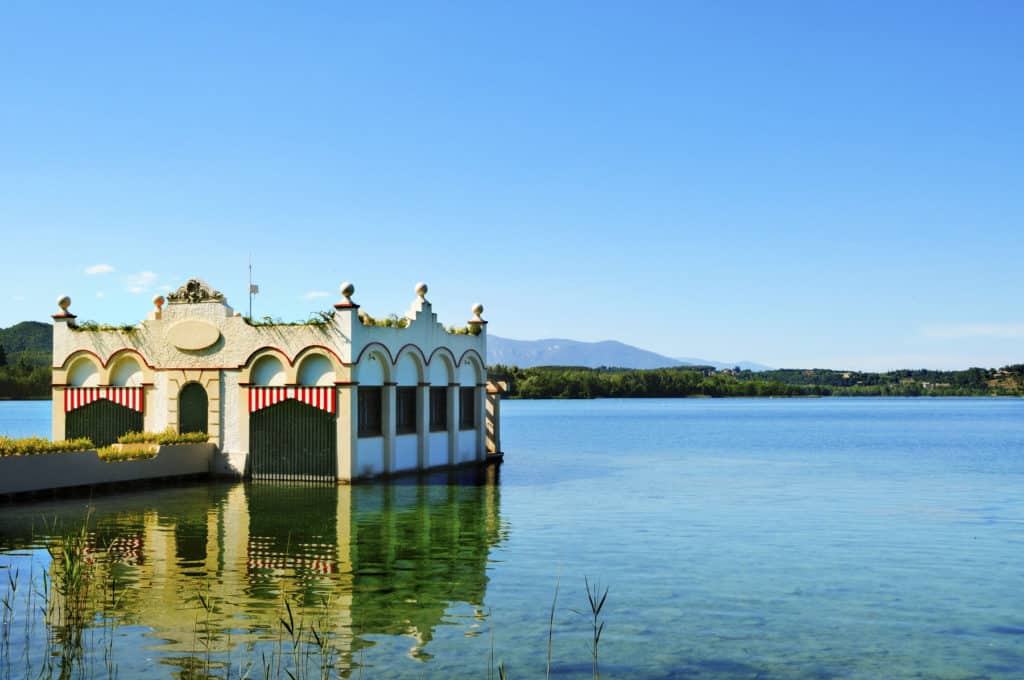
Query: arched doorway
179,383,208,435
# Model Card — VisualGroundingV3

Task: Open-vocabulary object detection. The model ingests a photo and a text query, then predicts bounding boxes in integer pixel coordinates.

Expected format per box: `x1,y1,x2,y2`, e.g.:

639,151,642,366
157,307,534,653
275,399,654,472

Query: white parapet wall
0,443,216,496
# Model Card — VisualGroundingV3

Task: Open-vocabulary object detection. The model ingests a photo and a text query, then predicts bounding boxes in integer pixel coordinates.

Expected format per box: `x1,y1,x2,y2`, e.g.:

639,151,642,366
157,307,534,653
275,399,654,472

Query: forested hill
0,321,52,399
488,364,1024,398
0,321,50,357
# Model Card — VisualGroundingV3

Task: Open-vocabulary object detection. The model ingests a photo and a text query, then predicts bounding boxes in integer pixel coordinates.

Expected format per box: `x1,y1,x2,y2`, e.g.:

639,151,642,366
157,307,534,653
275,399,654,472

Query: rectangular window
429,386,448,432
396,387,417,435
459,386,476,430
358,387,382,437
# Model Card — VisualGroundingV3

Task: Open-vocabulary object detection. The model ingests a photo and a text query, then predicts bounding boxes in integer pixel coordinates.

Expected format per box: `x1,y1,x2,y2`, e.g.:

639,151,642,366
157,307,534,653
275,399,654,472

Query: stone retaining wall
0,443,215,495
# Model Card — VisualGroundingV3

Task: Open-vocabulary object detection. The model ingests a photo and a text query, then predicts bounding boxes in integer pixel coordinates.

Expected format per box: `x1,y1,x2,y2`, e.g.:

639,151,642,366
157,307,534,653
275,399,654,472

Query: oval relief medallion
167,320,221,351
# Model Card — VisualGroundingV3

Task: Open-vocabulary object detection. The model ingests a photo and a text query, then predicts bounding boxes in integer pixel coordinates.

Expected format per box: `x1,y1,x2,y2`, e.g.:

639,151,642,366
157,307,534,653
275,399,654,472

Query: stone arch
108,355,144,387
250,354,287,386
427,348,456,385
66,354,102,387
296,352,336,386
394,346,426,385
458,351,485,386
355,346,391,386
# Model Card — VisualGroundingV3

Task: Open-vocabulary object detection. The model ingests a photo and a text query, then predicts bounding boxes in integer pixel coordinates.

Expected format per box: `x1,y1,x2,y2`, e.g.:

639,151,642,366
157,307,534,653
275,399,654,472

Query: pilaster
383,383,397,475
416,383,429,469
475,384,487,461
336,384,358,482
447,384,458,466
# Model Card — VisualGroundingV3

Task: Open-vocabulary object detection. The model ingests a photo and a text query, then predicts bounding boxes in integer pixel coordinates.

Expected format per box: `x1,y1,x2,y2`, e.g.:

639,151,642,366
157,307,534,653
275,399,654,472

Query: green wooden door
249,400,336,482
66,400,144,447
179,383,209,435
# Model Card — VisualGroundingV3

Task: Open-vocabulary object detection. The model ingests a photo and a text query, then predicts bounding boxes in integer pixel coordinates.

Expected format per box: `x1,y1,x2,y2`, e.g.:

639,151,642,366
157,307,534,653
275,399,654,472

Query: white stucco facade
51,279,501,481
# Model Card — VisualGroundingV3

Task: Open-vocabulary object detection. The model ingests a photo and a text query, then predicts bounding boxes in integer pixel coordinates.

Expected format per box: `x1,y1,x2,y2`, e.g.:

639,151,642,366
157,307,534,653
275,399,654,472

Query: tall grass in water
584,577,609,680
546,577,559,680
48,510,96,675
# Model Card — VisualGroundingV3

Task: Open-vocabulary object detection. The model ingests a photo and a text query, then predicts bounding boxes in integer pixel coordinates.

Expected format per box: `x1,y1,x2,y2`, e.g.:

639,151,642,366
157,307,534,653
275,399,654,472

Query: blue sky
2,1,1021,370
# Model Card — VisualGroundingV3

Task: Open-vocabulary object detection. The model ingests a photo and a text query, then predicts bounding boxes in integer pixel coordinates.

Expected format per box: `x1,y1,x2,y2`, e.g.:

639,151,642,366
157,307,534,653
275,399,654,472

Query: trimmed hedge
0,436,94,457
117,429,209,445
97,443,159,461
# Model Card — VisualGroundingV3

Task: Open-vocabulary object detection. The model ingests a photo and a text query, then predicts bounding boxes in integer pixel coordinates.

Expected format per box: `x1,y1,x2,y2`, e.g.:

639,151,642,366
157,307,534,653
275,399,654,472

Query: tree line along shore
487,364,1024,399
1,321,1022,399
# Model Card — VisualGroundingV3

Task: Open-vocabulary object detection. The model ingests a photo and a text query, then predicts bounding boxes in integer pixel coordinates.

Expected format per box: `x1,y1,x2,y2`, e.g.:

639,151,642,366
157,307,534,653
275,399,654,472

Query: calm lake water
1,398,1023,678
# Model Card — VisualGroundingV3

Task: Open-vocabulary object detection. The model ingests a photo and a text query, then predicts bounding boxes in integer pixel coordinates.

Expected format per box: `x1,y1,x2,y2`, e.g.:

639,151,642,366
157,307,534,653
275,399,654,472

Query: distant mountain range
487,335,771,371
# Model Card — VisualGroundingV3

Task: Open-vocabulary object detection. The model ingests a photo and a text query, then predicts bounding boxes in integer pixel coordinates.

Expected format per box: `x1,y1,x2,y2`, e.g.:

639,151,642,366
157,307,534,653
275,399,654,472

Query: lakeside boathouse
50,279,503,482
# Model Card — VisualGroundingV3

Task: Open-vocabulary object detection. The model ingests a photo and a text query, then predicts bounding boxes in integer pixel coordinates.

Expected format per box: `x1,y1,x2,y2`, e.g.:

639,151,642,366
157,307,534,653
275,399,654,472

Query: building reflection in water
0,464,504,675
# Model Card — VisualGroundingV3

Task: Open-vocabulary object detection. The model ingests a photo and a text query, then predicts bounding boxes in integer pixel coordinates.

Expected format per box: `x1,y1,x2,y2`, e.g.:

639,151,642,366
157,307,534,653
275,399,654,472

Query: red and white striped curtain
64,387,145,413
248,386,335,414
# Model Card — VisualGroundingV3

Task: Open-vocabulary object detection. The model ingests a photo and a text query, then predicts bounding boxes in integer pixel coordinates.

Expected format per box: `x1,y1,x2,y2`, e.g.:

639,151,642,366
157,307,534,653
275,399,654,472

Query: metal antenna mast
248,254,258,319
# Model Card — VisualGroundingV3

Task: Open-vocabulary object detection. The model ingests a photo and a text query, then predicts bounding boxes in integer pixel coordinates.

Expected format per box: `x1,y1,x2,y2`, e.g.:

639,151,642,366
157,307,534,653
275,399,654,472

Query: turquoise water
1,398,1023,678
0,400,51,439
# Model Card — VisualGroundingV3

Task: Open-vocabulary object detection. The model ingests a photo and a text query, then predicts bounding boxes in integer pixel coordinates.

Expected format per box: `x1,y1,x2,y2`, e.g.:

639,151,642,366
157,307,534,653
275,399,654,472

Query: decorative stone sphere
472,303,484,317
57,295,71,311
340,282,355,298
415,282,428,298
152,295,165,309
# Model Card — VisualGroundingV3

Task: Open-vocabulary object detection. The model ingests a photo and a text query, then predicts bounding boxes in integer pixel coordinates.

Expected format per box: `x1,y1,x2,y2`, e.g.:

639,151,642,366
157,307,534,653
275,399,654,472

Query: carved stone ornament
167,278,225,304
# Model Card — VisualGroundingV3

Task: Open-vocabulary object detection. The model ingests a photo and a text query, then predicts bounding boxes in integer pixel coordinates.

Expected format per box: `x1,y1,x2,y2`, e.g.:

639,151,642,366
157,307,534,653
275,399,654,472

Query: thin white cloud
921,323,1024,339
126,271,158,294
12,295,25,301
302,291,329,299
85,264,115,275
96,291,105,298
